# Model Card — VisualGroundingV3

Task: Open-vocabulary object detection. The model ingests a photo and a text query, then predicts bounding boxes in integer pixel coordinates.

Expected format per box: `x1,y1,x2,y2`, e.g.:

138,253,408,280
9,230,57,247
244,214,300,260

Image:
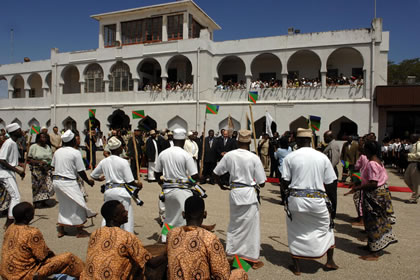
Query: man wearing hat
213,129,266,268
145,130,160,182
51,130,96,238
90,137,142,233
127,129,144,180
154,128,199,242
282,128,338,275
0,123,25,228
184,131,199,165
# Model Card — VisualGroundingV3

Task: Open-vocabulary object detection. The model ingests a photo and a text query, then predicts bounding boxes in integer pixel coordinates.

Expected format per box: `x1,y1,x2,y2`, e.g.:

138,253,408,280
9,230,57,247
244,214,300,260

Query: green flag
88,109,96,118
341,160,350,169
30,125,40,135
161,223,173,236
206,104,219,115
351,172,362,184
248,91,258,104
232,255,251,272
132,110,145,119
309,115,321,131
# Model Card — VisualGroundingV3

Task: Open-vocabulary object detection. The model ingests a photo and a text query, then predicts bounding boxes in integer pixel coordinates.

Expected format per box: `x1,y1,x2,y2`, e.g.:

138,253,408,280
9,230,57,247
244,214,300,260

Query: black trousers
202,162,217,183
270,156,279,178
325,180,338,220
130,158,141,180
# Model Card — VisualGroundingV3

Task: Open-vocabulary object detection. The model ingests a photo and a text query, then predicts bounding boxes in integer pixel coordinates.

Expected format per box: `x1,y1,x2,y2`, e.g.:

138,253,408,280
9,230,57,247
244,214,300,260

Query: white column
321,71,327,96
133,79,139,92
282,73,288,89
183,12,189,40
161,76,167,93
42,87,49,96
246,75,252,90
25,89,30,98
99,24,104,48
162,15,168,42
116,22,121,44
59,83,64,94
104,80,110,93
8,90,13,99
80,81,85,94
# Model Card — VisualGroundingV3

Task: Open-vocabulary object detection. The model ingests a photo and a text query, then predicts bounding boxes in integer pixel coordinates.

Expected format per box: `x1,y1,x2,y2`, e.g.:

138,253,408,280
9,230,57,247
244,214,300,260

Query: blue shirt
274,147,292,174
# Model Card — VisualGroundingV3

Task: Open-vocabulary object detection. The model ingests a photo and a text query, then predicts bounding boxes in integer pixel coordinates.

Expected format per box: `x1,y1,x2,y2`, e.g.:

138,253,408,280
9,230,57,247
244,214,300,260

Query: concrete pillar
321,71,327,96
183,12,189,40
42,88,49,96
246,75,252,90
104,80,110,93
99,24,104,49
25,89,30,98
133,79,139,92
59,83,64,94
80,81,85,94
116,22,121,44
8,90,13,99
161,76,167,93
162,15,168,42
282,73,288,89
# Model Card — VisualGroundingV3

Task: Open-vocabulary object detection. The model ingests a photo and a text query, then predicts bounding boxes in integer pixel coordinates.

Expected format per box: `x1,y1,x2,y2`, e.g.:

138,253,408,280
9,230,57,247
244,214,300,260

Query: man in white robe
154,128,199,242
52,130,96,238
282,128,338,275
213,130,266,269
90,136,142,233
184,131,199,164
0,123,25,228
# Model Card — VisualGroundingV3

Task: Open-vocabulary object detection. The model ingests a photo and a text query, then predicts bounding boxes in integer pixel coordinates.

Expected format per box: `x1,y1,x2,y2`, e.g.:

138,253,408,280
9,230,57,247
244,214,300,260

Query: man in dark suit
145,130,160,182
200,129,218,184
215,129,237,185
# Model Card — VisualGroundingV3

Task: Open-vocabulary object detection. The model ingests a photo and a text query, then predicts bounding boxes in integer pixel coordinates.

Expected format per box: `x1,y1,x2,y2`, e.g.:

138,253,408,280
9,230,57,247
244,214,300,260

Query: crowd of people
141,81,193,92
0,117,418,278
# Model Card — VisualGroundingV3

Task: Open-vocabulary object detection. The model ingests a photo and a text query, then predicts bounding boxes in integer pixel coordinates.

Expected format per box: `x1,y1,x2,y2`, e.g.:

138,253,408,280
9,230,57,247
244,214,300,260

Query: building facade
0,0,389,140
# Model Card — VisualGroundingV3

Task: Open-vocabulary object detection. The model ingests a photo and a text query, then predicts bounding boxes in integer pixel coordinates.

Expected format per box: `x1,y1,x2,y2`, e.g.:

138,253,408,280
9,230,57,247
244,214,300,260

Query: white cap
173,128,186,140
107,136,122,150
6,123,20,133
187,131,194,136
41,126,47,130
61,129,75,143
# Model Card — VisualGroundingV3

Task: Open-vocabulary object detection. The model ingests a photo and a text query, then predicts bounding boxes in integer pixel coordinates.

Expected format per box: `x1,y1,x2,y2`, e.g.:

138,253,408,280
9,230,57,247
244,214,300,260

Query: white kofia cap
6,123,20,133
107,136,122,150
61,129,75,143
173,128,186,140
187,131,194,136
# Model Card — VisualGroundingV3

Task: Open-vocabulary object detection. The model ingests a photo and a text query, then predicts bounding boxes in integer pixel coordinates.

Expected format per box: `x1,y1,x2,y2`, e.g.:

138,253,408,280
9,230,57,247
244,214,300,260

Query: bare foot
324,262,339,270
351,221,364,227
251,261,264,270
289,265,301,276
57,232,65,238
359,254,379,261
76,230,90,238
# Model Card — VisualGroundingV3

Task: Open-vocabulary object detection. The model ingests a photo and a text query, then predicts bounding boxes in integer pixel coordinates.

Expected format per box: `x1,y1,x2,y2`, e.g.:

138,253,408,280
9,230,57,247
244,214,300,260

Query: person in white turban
0,123,25,228
51,130,97,238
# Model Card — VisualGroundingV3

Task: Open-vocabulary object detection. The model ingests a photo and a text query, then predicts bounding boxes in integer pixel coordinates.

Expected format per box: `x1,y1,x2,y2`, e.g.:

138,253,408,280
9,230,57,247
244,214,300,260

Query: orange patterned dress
0,224,84,279
80,226,152,280
167,226,247,280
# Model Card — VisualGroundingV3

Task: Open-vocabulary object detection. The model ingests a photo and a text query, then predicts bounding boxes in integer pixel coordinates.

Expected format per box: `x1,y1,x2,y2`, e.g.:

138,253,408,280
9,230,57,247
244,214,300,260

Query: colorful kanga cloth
0,180,11,212
167,226,248,280
29,165,54,202
80,226,152,280
0,224,84,279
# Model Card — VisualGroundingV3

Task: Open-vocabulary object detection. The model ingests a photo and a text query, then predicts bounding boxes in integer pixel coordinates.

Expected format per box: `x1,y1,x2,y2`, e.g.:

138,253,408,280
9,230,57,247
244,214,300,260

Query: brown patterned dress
80,226,152,280
0,224,84,279
167,226,248,280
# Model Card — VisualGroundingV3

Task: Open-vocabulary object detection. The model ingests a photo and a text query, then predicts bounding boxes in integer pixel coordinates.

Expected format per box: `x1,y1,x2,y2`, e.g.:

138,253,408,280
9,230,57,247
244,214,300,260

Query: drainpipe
369,24,376,133
53,62,58,126
196,47,201,131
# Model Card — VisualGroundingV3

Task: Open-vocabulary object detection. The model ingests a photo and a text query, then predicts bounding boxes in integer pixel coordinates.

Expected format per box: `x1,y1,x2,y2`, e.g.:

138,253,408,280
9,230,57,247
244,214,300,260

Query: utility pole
10,28,14,63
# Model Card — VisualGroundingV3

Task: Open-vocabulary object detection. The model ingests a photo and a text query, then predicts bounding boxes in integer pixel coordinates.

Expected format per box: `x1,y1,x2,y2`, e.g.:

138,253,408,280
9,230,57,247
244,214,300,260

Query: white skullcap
107,136,122,150
187,131,194,136
61,129,75,143
173,128,186,140
41,126,47,130
6,123,20,133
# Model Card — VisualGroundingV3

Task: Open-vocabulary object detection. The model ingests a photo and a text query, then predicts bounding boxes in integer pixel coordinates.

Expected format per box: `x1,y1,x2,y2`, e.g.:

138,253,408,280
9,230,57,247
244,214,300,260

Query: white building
0,0,389,141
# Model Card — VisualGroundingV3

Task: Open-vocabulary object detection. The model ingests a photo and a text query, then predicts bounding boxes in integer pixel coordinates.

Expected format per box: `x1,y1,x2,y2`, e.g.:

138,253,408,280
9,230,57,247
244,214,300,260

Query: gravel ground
1,157,419,279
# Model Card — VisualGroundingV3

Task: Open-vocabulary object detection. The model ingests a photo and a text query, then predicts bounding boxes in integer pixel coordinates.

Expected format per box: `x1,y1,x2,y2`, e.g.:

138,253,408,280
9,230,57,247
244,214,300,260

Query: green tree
388,58,420,85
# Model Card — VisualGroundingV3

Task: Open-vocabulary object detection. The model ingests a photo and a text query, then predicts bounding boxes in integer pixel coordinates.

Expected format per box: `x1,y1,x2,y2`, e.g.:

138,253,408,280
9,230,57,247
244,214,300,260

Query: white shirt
184,139,198,159
51,146,85,180
282,147,336,191
214,148,266,205
155,146,197,181
0,138,19,178
91,155,134,184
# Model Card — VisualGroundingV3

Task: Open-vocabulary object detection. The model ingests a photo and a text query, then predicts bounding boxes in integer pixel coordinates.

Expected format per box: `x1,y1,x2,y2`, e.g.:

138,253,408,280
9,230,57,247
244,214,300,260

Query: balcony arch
326,47,364,80
62,117,77,131
166,55,193,84
167,115,188,131
218,116,241,133
62,65,81,94
28,118,40,129
11,118,22,128
329,116,358,140
0,76,7,99
217,56,246,85
109,61,133,92
84,63,104,93
251,53,282,83
28,73,43,98
287,50,321,80
254,116,277,138
107,109,130,130
45,72,52,91
138,58,162,91
11,75,25,98
289,116,309,133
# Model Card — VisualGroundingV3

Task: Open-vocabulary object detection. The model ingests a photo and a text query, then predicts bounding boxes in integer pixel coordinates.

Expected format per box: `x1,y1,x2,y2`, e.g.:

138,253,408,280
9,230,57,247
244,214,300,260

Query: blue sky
0,0,419,65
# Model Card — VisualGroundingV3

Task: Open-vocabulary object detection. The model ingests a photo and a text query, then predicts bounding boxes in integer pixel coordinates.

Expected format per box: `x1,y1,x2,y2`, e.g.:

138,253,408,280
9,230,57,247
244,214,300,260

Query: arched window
109,62,133,92
85,64,104,93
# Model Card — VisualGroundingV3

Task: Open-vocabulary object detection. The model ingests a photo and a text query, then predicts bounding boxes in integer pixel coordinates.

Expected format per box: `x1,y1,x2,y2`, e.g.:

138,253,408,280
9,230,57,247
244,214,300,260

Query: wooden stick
307,117,315,148
199,113,207,177
89,119,93,170
132,132,141,181
249,104,258,156
22,133,32,175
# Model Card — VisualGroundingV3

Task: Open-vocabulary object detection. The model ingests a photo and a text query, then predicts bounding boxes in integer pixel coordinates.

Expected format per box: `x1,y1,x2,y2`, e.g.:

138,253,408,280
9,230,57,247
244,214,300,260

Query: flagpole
22,133,32,177
308,116,315,149
89,118,93,170
249,104,258,156
199,112,207,177
132,131,141,182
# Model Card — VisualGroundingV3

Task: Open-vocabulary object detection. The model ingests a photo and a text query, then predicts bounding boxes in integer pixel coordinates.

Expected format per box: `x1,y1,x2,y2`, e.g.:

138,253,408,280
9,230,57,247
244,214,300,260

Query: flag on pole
132,110,145,119
161,223,173,236
246,112,251,130
309,115,321,131
265,112,274,137
206,104,219,115
30,125,40,135
248,91,258,104
341,160,350,169
88,109,96,118
232,255,252,272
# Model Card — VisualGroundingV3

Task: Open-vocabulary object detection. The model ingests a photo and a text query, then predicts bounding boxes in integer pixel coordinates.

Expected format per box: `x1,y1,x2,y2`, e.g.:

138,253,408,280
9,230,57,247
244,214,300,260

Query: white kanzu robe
213,148,266,260
282,147,337,258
